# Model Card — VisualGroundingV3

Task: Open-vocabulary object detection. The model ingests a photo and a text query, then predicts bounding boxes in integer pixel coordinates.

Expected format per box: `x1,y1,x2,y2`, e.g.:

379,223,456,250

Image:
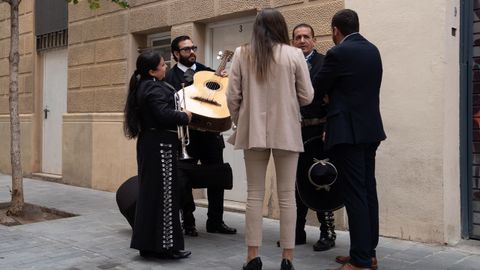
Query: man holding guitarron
165,35,237,237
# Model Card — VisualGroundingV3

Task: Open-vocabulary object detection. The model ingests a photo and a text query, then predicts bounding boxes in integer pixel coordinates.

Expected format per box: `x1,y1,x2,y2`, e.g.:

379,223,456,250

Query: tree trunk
6,0,24,216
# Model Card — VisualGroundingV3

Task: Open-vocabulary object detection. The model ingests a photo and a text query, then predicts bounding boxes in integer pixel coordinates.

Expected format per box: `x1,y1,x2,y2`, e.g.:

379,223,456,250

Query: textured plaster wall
344,0,461,243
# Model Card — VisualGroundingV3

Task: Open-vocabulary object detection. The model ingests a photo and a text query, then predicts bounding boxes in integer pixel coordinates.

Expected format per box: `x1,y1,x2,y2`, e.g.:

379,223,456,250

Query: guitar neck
214,50,233,76
215,60,227,76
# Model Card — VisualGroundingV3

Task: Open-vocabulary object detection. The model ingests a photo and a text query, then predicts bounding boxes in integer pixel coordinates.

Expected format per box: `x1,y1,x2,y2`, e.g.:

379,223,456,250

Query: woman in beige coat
226,8,314,270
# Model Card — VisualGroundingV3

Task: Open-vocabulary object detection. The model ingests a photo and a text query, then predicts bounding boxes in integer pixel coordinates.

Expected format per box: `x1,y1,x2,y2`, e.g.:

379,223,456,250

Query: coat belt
301,117,326,127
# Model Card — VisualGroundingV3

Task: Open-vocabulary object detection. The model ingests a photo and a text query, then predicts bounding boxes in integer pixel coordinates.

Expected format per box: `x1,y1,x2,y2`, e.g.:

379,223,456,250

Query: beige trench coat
226,44,314,152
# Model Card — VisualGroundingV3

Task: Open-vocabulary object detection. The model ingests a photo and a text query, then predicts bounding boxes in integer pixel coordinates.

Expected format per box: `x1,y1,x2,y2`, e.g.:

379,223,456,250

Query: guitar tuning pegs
216,55,221,60
218,51,223,56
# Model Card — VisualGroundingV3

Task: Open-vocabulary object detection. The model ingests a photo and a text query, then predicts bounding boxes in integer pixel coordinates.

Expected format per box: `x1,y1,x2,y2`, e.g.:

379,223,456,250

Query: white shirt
340,32,359,44
177,62,197,73
304,50,314,61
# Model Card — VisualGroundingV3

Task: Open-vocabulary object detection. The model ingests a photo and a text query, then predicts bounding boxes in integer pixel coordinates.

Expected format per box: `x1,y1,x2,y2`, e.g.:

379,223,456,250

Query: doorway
470,1,480,240
207,17,255,203
461,0,480,240
41,48,67,175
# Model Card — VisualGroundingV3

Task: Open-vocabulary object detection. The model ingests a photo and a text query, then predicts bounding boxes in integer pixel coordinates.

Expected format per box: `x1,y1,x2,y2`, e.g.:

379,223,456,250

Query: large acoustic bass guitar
178,50,234,132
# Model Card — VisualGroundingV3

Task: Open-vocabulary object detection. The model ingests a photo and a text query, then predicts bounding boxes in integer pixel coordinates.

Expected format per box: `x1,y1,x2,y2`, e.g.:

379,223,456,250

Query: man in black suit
313,9,386,270
291,23,336,252
165,35,237,237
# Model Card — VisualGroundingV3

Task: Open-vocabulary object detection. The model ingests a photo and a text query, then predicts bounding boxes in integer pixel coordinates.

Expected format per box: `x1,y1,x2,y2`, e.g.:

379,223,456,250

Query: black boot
313,236,335,251
313,211,336,252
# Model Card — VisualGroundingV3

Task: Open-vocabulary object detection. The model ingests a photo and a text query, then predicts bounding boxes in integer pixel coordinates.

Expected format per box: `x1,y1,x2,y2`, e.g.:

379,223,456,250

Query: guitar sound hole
205,81,221,90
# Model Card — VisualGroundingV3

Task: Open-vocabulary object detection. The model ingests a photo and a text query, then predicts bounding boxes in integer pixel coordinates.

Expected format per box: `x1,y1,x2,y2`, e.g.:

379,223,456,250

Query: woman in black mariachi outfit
124,51,192,259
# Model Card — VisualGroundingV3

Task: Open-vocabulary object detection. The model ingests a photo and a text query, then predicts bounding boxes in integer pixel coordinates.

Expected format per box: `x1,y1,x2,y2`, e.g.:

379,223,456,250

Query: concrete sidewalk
0,173,479,270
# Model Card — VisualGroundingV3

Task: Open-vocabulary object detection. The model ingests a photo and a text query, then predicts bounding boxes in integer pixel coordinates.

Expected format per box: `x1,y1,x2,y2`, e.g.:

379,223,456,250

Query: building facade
0,0,477,244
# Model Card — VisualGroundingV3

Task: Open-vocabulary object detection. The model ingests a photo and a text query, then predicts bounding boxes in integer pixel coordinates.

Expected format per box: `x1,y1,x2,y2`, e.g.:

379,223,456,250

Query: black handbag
177,162,233,190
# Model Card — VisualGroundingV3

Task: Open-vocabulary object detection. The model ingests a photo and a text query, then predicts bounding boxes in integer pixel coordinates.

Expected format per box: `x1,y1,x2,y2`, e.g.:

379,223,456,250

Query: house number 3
239,25,243,32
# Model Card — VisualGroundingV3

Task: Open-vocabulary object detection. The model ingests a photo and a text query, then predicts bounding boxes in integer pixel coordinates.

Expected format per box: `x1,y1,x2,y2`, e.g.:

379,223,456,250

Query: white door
208,18,254,203
42,48,68,174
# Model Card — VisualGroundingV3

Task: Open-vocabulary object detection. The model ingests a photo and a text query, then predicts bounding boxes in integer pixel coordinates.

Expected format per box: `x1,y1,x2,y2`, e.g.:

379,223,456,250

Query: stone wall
0,0,36,175
63,0,343,194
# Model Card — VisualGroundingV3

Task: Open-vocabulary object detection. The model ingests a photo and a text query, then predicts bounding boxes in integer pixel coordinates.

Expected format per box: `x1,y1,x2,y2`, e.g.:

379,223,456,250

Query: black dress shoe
139,250,156,258
281,258,295,270
206,221,237,234
139,249,191,260
243,257,262,270
336,255,378,270
184,225,199,236
313,237,335,252
164,249,191,259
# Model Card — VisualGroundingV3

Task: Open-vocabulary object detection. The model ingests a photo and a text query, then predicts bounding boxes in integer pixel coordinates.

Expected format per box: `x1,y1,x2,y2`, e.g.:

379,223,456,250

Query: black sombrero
296,135,344,212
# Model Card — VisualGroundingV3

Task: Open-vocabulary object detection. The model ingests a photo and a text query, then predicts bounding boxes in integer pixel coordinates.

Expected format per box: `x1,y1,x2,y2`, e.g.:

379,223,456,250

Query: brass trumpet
176,83,192,160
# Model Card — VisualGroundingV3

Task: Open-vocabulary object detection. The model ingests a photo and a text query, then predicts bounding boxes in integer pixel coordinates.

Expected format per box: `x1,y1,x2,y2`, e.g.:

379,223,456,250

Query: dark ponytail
123,51,161,139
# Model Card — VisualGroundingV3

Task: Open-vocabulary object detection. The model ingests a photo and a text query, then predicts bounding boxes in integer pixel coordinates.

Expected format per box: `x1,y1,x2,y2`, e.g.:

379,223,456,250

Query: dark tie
306,51,314,71
184,68,195,85
305,54,313,71
307,60,312,71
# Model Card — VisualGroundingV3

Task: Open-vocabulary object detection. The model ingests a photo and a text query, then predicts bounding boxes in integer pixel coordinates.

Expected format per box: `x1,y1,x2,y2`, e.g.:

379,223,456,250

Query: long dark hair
247,8,290,81
123,50,161,139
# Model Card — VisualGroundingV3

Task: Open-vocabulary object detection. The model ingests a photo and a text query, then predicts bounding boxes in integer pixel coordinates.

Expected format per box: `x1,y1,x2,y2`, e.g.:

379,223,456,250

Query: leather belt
146,128,178,134
301,117,326,127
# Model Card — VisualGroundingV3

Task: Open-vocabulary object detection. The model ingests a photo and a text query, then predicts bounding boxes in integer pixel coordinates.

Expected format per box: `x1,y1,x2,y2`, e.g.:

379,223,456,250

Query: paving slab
0,174,479,270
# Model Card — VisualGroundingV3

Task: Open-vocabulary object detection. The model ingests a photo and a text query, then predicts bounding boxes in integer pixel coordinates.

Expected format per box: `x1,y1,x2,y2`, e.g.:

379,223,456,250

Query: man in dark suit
165,35,237,237
291,23,337,252
313,9,386,270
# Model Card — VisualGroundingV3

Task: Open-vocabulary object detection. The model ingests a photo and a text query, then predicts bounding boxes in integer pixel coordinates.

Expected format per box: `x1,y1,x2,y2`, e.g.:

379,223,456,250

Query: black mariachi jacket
300,50,327,120
136,78,189,131
164,62,214,91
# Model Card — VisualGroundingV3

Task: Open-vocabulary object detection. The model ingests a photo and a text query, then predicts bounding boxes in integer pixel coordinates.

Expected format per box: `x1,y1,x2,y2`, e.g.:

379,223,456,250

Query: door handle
43,107,50,119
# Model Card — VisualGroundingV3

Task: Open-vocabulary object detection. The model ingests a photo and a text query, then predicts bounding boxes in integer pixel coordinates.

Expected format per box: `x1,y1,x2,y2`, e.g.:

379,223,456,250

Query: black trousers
295,188,334,236
181,129,225,226
330,142,380,268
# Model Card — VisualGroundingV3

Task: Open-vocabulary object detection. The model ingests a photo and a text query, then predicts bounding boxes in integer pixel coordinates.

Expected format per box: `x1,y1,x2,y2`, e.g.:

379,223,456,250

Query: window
145,32,172,68
35,0,68,51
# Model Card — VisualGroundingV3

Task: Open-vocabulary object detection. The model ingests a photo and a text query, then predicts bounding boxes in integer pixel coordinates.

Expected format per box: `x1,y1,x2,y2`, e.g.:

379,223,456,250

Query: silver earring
153,77,156,81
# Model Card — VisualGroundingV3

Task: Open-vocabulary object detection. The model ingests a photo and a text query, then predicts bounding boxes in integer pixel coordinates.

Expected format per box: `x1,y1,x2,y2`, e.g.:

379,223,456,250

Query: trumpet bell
178,146,193,160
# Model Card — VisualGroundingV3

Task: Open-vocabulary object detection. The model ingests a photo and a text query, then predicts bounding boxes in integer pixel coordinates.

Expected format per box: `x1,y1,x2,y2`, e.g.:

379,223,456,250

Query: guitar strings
205,78,220,104
204,51,231,105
